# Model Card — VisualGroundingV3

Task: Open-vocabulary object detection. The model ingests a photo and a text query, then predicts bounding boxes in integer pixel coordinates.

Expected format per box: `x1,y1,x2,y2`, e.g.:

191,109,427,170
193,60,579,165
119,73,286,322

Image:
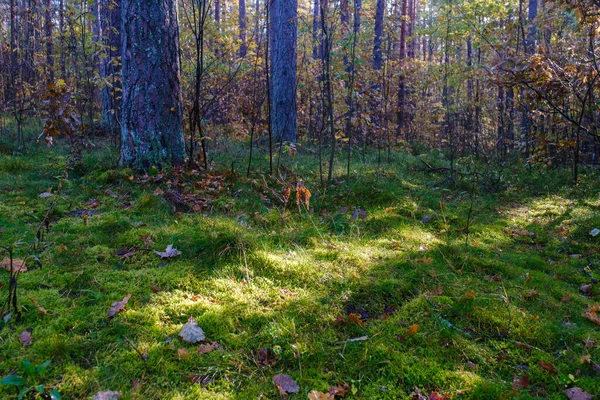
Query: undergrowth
1,131,599,399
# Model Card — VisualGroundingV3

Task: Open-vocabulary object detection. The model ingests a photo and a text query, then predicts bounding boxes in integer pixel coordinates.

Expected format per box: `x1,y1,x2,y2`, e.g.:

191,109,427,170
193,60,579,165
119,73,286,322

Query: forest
1,0,600,398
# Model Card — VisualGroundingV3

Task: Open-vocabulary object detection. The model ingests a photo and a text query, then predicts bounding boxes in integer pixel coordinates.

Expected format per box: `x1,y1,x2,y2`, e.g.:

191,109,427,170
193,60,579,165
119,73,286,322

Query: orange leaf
406,324,420,335
348,313,366,328
582,303,600,325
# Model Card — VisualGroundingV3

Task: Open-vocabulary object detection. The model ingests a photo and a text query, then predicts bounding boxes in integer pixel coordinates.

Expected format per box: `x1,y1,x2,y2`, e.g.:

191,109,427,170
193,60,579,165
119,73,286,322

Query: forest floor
1,125,600,399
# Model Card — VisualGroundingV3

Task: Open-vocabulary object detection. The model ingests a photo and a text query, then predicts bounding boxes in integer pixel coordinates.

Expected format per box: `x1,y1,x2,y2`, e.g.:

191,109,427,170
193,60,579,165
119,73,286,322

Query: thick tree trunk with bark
120,0,185,170
269,0,298,143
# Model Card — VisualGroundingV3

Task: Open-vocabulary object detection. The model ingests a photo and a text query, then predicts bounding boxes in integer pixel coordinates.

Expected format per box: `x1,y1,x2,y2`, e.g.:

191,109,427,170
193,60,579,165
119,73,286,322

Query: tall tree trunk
44,0,54,85
396,0,407,138
239,0,247,57
59,0,66,78
526,0,538,53
269,0,298,143
372,0,384,70
312,0,320,59
9,0,17,103
101,0,122,135
120,0,185,170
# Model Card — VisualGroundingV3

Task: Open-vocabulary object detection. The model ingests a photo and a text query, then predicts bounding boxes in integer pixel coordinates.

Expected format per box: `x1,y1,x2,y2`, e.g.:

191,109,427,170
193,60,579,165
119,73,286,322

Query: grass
1,128,600,399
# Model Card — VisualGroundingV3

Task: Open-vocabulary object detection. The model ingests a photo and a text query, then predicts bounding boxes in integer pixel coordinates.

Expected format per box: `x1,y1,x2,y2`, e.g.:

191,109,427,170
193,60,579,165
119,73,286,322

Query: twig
122,335,147,362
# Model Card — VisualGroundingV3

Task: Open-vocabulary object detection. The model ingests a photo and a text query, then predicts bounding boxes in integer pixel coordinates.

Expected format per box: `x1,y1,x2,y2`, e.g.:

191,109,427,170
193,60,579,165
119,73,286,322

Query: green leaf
50,389,61,400
36,360,52,374
1,375,26,386
36,384,45,393
22,360,35,377
17,386,31,400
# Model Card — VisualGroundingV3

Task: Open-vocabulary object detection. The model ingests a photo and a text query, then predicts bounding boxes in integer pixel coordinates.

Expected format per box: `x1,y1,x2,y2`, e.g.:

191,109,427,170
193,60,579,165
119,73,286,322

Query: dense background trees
0,0,599,178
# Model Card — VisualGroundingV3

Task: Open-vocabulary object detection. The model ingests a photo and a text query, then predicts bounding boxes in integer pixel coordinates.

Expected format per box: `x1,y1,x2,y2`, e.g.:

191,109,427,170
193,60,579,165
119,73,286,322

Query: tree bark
372,0,385,70
269,0,298,143
120,0,185,170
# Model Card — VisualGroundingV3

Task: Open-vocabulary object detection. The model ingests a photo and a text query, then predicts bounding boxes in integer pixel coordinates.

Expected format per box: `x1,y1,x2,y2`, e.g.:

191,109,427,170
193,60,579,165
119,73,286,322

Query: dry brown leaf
560,293,571,303
29,297,48,314
308,390,331,400
464,290,477,299
328,383,349,398
512,375,531,390
177,348,189,359
538,360,558,374
140,235,155,248
296,181,311,210
198,342,221,354
107,294,132,318
1,257,27,273
583,303,600,325
282,185,291,207
348,313,366,327
150,284,161,293
406,324,420,335
580,355,591,364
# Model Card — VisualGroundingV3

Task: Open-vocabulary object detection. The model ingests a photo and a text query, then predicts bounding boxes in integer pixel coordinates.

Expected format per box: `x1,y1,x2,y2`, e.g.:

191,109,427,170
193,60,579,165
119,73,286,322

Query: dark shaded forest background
1,0,600,180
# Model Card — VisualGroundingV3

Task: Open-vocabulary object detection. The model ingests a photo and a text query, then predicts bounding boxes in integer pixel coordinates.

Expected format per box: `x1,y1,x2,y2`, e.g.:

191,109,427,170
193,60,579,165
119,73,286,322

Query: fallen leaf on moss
177,348,189,359
93,391,121,400
538,360,557,374
560,293,571,303
564,387,593,400
582,303,600,325
1,258,27,273
406,324,420,335
19,330,32,346
273,374,299,396
198,342,221,354
512,375,530,390
154,244,181,259
308,391,331,400
348,313,366,327
179,317,205,343
107,294,131,318
254,348,278,367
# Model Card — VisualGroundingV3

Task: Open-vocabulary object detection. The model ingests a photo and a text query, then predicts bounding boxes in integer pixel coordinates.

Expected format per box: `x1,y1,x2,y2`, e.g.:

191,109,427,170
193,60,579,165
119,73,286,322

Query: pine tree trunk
372,0,385,70
269,0,298,143
120,0,185,170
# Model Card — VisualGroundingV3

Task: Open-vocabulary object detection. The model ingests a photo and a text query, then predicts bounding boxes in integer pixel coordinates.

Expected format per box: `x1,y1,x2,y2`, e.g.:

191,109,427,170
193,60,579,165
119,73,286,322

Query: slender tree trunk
44,0,54,85
239,0,247,57
372,0,384,70
100,0,122,135
120,0,185,170
312,0,320,59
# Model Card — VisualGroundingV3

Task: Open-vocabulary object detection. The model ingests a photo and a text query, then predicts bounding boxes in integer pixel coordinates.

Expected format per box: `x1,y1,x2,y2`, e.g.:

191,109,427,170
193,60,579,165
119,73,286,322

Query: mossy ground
1,123,600,399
